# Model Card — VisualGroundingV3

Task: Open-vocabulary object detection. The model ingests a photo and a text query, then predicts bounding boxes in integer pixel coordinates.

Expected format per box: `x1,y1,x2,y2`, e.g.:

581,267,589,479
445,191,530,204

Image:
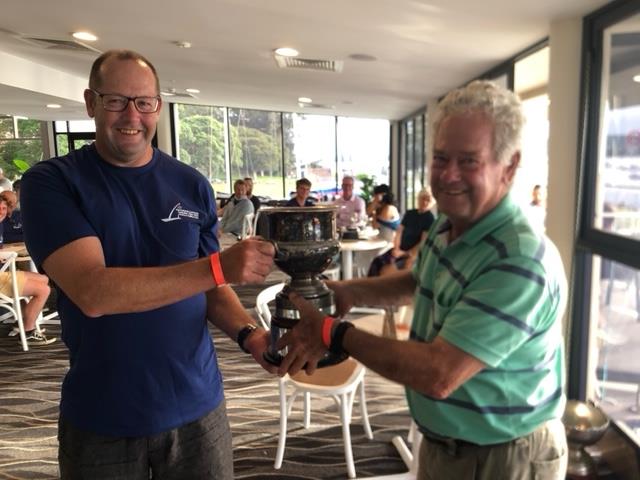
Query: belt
422,433,482,456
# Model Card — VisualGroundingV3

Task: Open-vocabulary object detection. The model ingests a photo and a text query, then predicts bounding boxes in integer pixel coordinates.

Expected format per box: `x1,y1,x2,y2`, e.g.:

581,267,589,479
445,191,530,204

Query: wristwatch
236,324,258,354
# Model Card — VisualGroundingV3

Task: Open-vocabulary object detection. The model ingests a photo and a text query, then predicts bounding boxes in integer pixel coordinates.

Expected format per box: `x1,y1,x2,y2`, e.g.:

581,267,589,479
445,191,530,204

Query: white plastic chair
240,212,255,239
0,251,28,351
255,282,373,479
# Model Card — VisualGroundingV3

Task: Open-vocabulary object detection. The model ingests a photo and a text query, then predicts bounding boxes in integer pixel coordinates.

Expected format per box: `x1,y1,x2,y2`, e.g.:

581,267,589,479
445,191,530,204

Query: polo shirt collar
437,193,518,247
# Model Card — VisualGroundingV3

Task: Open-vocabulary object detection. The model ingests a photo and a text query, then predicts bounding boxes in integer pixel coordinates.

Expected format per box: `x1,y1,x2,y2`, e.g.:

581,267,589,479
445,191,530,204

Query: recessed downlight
72,31,98,42
634,74,640,83
275,47,299,57
185,88,200,94
298,97,312,104
46,104,62,109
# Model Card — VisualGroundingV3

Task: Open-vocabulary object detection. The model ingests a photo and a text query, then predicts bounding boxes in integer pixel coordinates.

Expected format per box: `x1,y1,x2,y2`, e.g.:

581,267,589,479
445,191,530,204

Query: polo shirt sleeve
438,255,552,368
21,162,98,270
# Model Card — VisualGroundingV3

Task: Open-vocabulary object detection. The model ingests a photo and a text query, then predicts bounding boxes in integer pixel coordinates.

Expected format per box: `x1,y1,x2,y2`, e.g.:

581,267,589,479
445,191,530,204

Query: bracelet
236,324,258,353
321,316,335,348
330,321,354,355
209,252,226,286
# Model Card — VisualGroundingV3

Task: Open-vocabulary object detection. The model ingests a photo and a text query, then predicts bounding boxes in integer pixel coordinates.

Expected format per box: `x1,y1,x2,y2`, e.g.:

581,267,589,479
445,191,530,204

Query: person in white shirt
0,168,13,192
334,176,366,229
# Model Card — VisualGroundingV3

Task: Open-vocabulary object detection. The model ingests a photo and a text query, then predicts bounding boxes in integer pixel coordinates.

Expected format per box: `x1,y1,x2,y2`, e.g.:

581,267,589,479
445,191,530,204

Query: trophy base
264,350,349,368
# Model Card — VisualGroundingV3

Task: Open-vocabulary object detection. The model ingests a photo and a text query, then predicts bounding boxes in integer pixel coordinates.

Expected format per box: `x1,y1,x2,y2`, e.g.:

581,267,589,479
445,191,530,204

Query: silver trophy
256,205,347,367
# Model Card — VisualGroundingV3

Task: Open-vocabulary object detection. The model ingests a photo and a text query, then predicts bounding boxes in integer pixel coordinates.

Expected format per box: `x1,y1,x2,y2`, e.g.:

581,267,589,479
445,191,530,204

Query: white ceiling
0,0,611,122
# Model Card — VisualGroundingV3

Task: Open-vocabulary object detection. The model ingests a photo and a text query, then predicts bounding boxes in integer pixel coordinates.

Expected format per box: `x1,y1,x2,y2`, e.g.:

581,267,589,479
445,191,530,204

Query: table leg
341,250,353,280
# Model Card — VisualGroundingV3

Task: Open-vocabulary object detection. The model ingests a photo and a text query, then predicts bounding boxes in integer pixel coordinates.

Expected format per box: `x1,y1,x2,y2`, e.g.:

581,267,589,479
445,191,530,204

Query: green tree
178,114,226,181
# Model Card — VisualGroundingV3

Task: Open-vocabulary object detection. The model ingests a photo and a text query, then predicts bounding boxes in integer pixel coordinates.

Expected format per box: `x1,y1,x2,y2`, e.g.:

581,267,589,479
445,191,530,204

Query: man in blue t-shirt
21,50,276,480
286,177,315,206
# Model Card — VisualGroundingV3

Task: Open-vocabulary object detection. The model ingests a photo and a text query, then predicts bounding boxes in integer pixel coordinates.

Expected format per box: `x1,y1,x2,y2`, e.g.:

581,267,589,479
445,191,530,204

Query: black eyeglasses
89,89,161,113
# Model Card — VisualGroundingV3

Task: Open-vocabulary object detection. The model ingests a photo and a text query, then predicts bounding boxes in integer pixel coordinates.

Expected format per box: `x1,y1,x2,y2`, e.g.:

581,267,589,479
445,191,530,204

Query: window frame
571,0,640,449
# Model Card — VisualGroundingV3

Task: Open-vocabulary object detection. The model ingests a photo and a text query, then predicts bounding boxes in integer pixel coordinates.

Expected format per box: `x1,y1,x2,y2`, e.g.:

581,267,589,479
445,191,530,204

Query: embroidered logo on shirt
161,203,200,222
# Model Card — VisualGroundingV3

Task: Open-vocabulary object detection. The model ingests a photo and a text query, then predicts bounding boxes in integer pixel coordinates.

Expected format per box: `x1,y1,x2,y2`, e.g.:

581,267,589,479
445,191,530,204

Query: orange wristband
321,316,334,348
209,252,226,286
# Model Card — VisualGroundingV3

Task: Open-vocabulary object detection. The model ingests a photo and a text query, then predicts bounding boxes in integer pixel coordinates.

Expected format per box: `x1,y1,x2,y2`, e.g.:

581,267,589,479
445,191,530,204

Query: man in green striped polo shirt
279,80,568,479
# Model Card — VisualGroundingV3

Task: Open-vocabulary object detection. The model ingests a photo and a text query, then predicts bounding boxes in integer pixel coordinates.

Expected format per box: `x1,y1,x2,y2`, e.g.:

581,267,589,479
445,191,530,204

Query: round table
339,237,390,280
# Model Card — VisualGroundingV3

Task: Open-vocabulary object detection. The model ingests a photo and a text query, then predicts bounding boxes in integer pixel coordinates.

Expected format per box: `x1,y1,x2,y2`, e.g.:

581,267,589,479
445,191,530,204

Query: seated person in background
244,177,261,213
335,175,366,229
0,167,12,192
368,187,436,276
219,179,254,237
526,184,546,232
0,199,55,345
286,178,315,207
366,183,389,218
353,186,399,277
0,190,23,244
371,186,400,242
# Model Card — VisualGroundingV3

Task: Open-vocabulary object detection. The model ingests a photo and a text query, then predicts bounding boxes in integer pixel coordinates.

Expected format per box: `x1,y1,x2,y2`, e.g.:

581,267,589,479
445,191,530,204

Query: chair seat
290,358,361,387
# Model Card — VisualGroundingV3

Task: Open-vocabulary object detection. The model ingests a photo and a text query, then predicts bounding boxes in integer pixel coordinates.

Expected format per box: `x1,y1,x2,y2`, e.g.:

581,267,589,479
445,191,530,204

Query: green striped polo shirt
408,193,567,445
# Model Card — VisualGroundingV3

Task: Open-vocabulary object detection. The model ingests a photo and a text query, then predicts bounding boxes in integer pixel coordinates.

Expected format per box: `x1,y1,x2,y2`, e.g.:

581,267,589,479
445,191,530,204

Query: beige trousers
417,419,567,480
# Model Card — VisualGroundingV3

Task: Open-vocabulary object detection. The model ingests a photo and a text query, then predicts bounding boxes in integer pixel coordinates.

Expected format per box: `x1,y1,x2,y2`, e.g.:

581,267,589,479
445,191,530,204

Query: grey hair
431,80,524,165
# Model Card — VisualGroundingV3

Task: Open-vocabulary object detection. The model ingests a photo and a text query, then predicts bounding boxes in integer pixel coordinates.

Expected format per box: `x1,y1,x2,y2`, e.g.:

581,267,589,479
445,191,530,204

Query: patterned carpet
0,281,411,479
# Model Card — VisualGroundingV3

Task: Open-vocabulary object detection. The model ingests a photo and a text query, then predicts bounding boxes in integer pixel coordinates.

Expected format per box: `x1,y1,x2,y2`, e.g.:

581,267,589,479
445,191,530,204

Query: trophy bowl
562,400,610,478
256,205,347,367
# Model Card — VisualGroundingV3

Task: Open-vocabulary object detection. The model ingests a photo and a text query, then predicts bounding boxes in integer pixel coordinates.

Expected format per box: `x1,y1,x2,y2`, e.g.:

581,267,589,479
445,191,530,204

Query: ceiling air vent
160,88,196,99
275,55,343,73
18,36,101,53
299,102,335,110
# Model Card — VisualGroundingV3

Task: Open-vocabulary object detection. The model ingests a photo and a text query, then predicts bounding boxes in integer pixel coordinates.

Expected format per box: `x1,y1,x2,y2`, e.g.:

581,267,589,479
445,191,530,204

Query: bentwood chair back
0,251,28,351
255,282,373,479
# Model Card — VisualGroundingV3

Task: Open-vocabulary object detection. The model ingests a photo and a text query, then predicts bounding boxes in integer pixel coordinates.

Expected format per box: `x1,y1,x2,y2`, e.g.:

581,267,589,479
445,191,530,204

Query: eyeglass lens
101,94,159,113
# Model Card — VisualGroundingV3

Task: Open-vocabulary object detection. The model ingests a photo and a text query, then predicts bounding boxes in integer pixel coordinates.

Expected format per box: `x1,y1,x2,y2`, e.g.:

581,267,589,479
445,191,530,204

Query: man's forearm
337,270,416,307
205,286,258,340
64,258,216,317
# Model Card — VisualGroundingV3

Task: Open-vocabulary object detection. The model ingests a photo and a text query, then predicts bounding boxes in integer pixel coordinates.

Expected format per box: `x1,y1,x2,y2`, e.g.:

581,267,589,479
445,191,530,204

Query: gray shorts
417,418,567,480
58,401,233,480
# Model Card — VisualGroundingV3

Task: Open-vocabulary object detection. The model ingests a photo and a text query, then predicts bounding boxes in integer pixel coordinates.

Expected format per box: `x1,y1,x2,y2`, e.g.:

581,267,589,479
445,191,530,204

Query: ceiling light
174,41,192,49
298,97,312,103
275,47,299,57
46,104,62,109
634,74,640,83
72,31,98,42
185,88,200,94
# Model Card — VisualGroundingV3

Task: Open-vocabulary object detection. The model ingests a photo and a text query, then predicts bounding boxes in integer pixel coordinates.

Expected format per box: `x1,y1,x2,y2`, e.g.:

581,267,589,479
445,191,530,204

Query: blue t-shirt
2,210,24,244
21,144,224,437
285,197,315,207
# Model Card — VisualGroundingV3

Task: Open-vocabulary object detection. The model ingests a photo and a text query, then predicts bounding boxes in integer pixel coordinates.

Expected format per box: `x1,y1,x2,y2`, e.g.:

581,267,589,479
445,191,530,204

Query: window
174,105,390,202
174,104,228,194
282,113,334,200
398,113,425,211
575,0,640,445
337,117,390,200
54,120,96,156
0,115,48,178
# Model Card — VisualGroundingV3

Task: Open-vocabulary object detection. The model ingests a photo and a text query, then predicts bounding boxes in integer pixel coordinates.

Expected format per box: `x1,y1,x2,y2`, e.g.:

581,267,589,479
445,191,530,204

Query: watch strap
329,321,354,355
236,324,258,353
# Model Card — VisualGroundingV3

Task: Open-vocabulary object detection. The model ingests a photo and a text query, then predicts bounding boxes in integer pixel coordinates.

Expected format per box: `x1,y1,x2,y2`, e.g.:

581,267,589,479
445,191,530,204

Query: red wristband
321,316,334,348
209,252,226,286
